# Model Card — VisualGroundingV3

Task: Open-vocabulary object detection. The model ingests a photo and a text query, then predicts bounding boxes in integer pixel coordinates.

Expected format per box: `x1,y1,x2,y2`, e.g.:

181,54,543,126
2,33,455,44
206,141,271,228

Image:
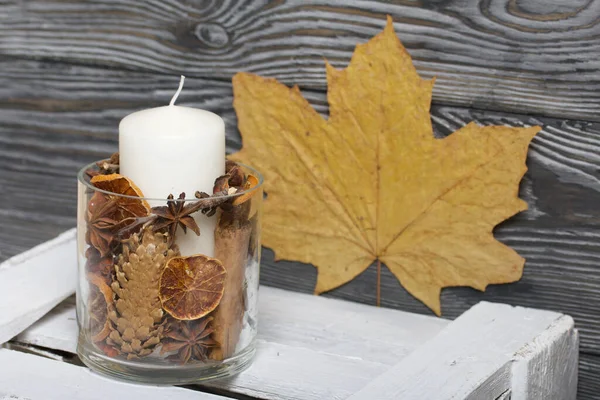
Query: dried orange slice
159,255,227,320
90,173,151,219
232,174,260,206
88,273,114,343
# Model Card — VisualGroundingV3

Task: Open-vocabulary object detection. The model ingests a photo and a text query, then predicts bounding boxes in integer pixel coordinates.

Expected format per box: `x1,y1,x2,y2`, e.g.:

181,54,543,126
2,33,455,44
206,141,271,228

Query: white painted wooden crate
0,230,579,400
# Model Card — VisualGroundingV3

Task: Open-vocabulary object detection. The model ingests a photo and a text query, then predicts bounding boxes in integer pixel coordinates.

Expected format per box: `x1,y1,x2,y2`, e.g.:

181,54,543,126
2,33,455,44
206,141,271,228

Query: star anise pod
150,161,255,239
86,193,120,256
160,317,219,364
151,193,205,240
86,191,138,256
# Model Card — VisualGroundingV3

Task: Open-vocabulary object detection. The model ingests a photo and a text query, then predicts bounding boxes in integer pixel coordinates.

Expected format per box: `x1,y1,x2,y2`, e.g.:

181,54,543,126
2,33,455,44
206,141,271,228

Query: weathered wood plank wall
0,1,598,397
1,0,599,120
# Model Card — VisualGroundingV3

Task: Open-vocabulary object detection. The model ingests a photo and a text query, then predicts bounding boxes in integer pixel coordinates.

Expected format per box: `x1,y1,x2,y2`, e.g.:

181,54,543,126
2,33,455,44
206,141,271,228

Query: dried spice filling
76,156,262,382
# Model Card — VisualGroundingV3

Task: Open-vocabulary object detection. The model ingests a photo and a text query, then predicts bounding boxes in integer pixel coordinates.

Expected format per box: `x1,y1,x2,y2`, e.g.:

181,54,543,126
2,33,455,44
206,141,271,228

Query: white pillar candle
119,76,225,257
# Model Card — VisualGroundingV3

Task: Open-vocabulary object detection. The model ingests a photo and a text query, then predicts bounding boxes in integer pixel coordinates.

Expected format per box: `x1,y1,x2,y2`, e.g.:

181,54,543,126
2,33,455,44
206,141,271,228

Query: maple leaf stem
376,259,381,307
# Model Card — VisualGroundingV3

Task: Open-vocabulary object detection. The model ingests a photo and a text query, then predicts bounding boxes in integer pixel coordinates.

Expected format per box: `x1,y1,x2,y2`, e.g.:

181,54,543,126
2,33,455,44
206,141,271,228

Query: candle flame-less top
119,105,225,201
119,75,225,202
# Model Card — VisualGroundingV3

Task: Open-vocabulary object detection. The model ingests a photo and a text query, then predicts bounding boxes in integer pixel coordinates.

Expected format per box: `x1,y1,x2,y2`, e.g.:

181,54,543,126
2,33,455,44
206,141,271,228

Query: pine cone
106,228,178,359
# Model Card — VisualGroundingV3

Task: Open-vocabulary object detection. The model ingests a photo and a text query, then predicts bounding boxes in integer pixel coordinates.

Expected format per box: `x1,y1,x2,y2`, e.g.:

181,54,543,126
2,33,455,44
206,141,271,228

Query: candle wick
170,75,186,106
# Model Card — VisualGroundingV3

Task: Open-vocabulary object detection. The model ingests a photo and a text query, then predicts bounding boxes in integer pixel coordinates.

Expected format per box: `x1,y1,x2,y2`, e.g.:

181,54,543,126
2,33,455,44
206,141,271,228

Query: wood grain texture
0,59,599,398
17,289,450,367
579,353,600,400
348,303,575,400
0,1,599,120
0,349,226,400
12,263,575,400
0,229,75,346
6,232,453,400
511,314,579,400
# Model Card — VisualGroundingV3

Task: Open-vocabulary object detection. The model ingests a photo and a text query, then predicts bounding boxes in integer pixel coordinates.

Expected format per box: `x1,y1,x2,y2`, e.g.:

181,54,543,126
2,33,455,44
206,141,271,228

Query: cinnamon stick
210,206,251,360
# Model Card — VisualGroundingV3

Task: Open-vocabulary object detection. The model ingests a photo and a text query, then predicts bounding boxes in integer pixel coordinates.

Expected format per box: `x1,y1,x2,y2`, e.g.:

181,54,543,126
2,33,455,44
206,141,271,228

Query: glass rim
77,159,264,203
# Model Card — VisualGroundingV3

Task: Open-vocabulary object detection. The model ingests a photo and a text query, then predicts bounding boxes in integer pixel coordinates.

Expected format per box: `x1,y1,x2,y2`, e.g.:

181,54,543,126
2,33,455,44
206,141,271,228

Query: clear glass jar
76,160,262,384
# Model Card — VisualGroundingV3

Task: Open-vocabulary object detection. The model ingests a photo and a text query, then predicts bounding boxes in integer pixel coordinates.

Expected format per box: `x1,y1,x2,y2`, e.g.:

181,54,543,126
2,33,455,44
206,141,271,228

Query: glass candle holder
76,160,262,384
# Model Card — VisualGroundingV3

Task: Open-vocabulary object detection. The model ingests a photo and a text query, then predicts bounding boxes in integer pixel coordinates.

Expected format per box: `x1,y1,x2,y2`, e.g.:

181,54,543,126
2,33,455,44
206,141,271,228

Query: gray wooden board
0,1,599,121
580,353,600,400
0,59,599,397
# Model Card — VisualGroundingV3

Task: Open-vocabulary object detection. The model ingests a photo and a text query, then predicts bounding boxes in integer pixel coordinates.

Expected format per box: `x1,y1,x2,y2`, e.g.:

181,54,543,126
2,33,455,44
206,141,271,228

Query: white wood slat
347,302,577,400
16,289,450,400
496,390,512,400
17,288,450,364
0,349,225,400
9,231,578,399
19,309,384,400
212,291,447,399
17,293,578,400
257,286,450,366
214,341,387,400
11,231,450,399
512,315,579,400
12,229,449,367
14,297,77,354
0,229,76,345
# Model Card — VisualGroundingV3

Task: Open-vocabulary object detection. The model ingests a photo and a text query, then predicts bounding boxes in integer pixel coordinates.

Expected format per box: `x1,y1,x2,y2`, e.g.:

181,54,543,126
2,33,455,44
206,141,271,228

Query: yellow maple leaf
230,16,540,315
